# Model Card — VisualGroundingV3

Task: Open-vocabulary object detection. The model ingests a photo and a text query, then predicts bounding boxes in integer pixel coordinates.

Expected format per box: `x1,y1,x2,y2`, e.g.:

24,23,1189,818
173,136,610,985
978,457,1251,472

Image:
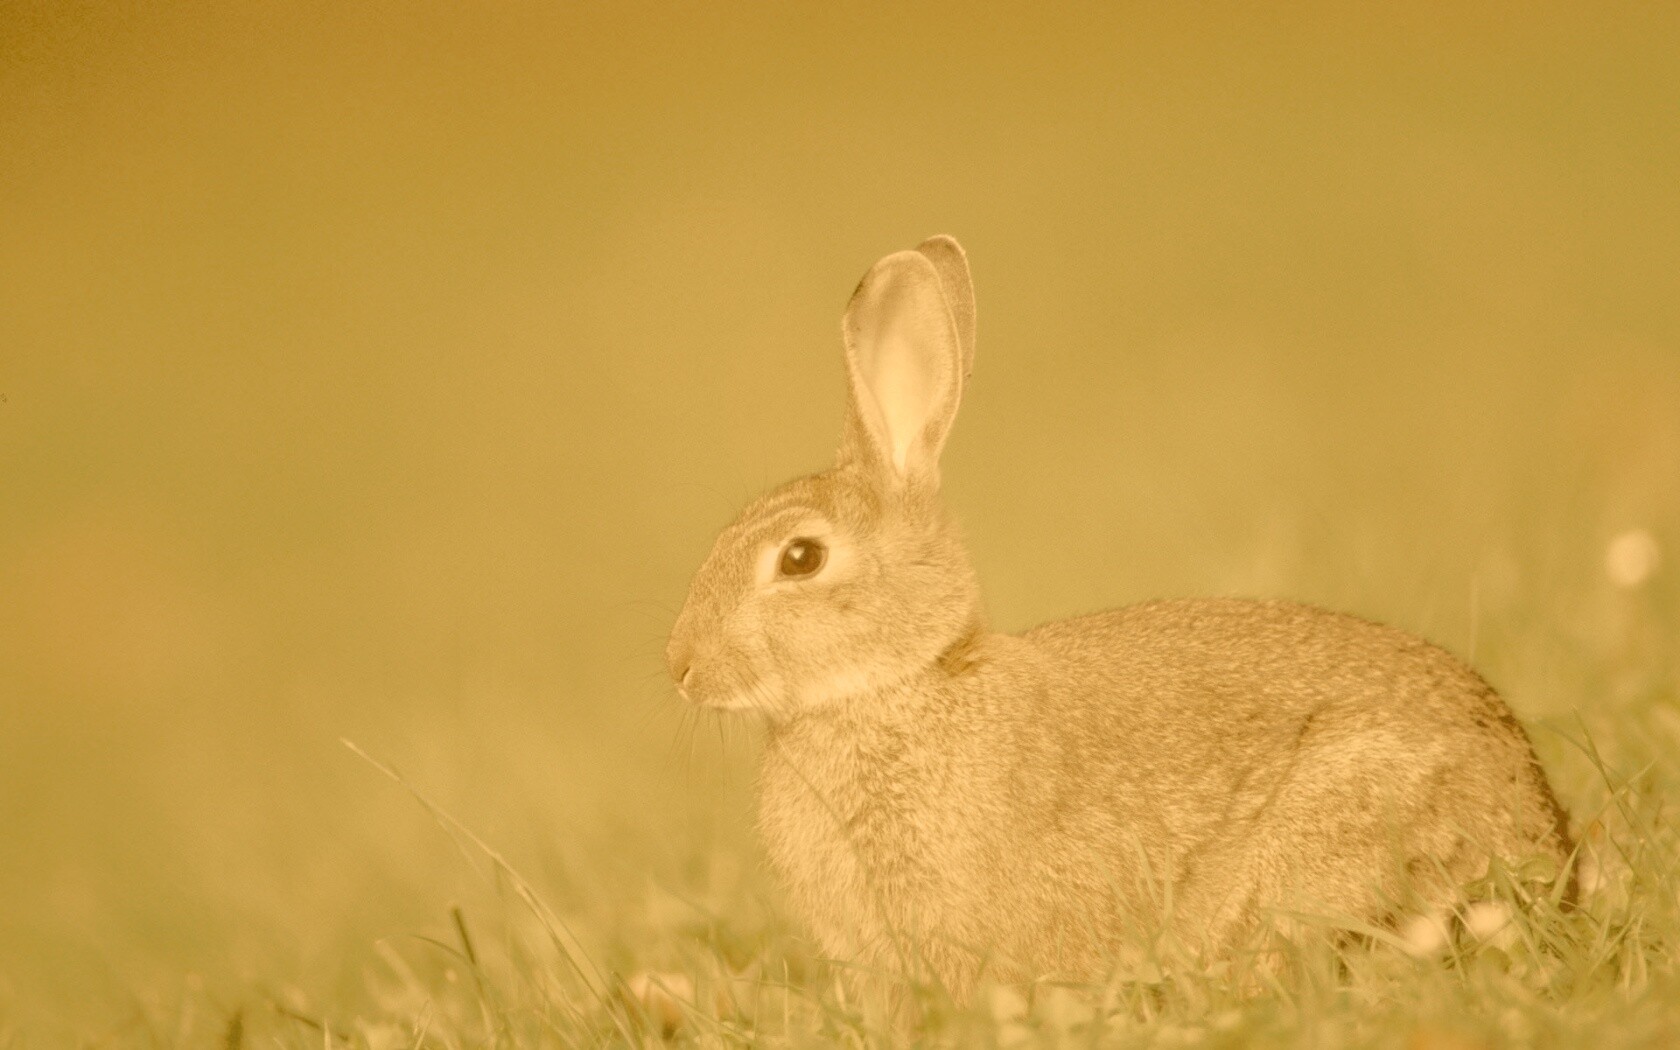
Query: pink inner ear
865,310,945,473
848,256,958,478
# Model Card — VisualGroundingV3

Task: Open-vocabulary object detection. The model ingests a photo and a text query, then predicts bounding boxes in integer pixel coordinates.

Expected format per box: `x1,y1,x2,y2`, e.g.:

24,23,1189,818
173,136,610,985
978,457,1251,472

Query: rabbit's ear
840,248,964,489
915,235,975,384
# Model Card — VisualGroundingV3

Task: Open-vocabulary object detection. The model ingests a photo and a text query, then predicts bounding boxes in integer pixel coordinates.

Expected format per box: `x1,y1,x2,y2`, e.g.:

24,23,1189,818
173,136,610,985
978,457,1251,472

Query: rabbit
664,236,1573,999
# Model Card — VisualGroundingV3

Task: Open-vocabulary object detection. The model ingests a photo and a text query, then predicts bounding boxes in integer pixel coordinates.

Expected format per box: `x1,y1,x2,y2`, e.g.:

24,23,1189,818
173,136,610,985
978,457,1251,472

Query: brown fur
667,238,1571,998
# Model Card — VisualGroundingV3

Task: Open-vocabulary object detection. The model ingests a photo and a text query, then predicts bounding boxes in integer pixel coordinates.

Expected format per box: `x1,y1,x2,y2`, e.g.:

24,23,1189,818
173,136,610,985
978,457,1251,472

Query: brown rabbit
665,237,1571,998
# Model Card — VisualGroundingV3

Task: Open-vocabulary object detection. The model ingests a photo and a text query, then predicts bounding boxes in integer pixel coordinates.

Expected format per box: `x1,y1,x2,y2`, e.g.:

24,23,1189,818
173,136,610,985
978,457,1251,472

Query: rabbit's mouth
680,664,791,717
693,690,765,713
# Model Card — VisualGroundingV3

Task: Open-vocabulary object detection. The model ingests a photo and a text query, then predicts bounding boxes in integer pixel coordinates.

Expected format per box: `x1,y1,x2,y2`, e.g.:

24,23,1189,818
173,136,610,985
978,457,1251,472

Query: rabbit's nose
666,640,695,690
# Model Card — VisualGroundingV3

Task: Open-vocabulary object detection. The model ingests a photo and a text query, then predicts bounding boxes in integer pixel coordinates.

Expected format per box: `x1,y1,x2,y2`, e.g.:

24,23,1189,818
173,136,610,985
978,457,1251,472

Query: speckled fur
667,237,1571,998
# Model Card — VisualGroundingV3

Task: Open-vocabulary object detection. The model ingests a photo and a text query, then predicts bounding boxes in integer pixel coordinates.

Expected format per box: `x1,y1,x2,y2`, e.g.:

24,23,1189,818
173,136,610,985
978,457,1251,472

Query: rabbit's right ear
839,249,964,492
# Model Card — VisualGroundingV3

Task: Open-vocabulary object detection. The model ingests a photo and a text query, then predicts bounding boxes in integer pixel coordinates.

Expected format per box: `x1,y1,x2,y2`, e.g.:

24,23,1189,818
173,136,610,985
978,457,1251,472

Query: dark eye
778,537,827,579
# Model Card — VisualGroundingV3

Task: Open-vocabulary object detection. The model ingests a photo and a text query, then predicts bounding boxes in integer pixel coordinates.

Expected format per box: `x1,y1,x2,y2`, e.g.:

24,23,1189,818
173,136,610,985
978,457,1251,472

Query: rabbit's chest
758,719,977,934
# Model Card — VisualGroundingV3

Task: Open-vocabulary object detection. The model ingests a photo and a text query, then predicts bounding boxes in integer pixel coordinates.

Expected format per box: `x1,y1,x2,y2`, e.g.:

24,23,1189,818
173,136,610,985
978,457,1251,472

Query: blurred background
2,1,1676,1035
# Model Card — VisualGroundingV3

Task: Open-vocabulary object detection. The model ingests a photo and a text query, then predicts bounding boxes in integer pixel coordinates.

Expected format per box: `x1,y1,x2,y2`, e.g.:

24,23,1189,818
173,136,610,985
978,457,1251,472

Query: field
2,4,1678,1047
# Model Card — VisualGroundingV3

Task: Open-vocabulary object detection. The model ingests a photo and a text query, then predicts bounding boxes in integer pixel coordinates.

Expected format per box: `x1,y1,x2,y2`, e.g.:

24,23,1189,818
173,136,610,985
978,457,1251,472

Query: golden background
2,2,1676,1033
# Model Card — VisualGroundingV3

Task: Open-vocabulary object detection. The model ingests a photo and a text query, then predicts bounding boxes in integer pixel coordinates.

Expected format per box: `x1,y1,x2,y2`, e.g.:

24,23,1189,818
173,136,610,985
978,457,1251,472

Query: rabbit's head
666,237,984,717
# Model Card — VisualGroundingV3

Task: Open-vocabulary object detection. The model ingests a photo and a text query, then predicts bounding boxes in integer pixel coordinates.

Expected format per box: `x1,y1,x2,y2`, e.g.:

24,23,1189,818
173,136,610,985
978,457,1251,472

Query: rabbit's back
1025,597,1550,793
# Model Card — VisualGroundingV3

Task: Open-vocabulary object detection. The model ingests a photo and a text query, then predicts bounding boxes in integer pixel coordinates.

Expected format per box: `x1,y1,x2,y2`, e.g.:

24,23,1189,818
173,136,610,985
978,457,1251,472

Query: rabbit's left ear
915,235,975,385
840,248,964,490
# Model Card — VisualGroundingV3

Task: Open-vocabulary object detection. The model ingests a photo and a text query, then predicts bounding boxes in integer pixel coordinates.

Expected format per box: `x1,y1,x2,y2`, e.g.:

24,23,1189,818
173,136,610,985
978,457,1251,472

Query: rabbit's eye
778,538,827,579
